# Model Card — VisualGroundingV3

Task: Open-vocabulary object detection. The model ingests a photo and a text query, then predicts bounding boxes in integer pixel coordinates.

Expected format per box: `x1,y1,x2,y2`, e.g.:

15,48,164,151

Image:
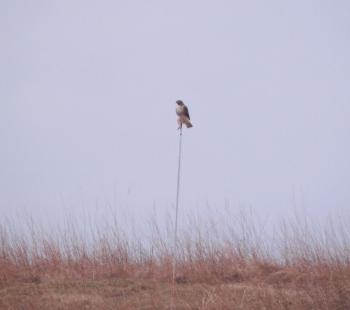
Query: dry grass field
1,213,350,309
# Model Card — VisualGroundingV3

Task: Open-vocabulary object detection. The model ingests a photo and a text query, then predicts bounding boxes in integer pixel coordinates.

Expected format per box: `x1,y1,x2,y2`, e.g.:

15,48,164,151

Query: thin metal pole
171,127,183,309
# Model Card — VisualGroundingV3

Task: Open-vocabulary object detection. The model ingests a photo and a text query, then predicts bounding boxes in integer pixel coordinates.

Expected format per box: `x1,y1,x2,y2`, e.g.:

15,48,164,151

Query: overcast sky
1,0,350,228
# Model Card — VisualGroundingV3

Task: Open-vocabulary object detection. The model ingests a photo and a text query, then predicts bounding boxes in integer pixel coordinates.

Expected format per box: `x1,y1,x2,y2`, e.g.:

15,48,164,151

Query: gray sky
1,0,350,227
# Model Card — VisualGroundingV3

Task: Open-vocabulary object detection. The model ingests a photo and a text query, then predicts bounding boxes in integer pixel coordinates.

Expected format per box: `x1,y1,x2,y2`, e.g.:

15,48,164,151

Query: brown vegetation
0,212,350,309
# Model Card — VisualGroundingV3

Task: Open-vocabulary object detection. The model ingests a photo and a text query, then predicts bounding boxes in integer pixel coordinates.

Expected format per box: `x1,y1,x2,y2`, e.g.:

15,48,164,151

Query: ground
1,275,346,310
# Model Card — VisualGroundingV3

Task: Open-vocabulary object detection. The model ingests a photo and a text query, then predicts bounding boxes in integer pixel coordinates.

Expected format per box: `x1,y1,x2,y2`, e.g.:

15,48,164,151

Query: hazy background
1,0,350,229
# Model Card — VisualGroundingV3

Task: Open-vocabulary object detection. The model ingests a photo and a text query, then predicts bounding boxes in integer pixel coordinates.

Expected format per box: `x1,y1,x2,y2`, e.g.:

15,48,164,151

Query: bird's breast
176,106,183,115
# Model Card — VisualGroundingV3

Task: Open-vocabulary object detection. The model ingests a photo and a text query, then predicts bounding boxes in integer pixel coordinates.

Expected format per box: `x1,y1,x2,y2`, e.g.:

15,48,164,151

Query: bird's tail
185,120,193,128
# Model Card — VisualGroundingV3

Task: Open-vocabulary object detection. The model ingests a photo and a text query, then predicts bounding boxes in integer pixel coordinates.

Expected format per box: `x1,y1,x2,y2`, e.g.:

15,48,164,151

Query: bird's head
176,100,184,106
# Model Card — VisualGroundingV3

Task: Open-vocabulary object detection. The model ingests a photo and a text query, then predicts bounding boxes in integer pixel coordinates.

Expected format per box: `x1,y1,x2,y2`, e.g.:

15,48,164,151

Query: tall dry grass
0,210,350,309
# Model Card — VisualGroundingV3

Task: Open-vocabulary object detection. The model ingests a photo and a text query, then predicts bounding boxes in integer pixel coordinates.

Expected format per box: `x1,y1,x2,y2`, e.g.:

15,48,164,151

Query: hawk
176,100,193,129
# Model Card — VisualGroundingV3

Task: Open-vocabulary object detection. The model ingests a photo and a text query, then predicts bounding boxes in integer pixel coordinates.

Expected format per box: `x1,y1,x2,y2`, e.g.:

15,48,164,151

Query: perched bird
176,100,193,129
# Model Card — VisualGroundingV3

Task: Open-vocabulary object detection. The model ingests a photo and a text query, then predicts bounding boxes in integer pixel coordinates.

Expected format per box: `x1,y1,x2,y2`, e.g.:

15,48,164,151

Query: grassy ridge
0,212,350,309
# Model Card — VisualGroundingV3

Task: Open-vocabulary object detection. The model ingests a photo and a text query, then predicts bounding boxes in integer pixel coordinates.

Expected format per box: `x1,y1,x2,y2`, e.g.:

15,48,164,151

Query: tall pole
172,127,183,309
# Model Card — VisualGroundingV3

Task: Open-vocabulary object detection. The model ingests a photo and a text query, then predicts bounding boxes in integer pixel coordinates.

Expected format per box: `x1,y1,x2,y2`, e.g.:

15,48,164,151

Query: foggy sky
1,0,350,226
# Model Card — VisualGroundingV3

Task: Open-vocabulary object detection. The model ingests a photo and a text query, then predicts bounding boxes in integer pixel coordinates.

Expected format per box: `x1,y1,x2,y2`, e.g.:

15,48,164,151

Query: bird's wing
183,106,190,119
